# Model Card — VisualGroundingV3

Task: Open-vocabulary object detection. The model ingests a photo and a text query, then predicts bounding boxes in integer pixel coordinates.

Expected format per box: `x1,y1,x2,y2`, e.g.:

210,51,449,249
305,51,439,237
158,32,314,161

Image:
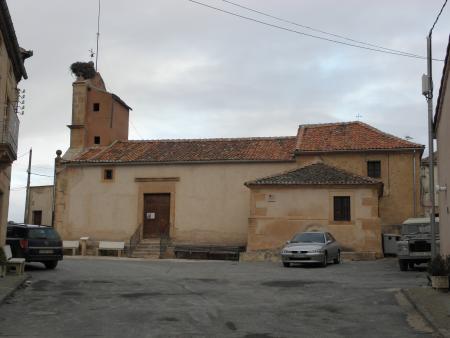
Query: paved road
0,258,434,338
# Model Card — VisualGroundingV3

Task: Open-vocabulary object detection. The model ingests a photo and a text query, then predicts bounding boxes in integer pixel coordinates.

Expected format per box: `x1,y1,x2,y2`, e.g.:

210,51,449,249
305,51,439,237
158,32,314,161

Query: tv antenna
355,113,362,120
95,0,101,71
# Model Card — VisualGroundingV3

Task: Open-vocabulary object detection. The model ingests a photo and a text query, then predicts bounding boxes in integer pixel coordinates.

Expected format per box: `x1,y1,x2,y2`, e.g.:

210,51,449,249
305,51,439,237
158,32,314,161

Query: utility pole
422,0,448,258
425,34,437,258
23,148,32,223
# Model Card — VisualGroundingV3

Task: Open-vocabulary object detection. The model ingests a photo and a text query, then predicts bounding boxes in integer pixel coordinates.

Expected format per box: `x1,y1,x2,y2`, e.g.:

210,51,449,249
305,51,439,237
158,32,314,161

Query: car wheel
399,259,408,271
44,261,58,270
283,262,290,268
321,252,328,267
333,251,341,264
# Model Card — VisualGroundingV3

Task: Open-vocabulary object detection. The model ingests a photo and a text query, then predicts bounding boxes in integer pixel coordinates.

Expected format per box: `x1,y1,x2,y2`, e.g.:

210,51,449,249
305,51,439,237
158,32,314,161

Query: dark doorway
32,210,42,225
143,194,170,238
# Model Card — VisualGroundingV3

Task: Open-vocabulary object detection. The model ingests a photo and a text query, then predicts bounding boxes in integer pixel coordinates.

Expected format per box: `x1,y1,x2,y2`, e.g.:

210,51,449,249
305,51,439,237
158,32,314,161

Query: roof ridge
123,136,297,143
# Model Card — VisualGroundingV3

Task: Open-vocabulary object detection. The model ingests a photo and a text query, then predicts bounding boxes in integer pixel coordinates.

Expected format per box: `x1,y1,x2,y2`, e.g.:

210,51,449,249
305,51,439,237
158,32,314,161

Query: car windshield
291,232,325,244
28,228,60,240
402,223,439,235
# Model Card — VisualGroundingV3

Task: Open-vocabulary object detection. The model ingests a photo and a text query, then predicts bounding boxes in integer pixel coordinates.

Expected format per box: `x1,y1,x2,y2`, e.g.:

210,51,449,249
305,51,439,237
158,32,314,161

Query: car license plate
40,250,53,254
410,252,430,256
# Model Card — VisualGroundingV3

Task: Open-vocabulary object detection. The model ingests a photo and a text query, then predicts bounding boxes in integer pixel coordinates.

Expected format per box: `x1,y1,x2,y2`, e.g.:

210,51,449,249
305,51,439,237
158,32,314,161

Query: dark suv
6,222,63,269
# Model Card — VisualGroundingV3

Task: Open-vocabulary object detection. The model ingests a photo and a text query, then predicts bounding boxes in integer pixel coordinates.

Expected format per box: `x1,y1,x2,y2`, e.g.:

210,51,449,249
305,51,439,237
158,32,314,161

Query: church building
54,63,424,258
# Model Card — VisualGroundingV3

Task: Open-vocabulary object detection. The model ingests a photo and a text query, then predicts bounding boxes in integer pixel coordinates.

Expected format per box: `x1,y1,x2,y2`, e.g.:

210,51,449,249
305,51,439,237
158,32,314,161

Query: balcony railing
0,111,19,161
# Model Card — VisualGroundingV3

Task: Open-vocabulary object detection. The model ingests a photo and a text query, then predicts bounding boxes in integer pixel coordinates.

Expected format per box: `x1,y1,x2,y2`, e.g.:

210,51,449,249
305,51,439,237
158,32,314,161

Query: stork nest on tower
70,61,96,79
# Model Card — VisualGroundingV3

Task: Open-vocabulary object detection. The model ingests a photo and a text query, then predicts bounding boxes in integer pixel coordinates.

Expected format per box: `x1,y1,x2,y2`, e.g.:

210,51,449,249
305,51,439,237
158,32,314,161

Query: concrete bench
1,245,25,276
96,241,124,257
63,241,80,256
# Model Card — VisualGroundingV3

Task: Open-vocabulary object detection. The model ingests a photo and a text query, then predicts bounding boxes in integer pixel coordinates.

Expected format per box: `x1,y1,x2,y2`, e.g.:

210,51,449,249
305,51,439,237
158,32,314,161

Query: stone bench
96,241,125,257
174,245,244,261
63,240,80,256
1,245,25,276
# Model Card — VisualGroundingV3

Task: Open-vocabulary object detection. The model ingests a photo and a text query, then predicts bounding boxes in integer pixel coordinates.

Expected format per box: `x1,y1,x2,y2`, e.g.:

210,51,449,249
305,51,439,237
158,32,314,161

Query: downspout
412,150,417,217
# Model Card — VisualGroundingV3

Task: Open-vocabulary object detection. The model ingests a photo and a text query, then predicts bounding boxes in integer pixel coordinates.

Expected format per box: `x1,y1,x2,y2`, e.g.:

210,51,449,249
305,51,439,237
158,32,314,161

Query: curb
400,289,445,338
0,274,30,305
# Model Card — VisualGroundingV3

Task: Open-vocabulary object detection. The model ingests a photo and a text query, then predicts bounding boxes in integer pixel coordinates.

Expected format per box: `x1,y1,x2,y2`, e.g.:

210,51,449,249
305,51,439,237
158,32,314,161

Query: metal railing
0,111,19,159
128,223,143,257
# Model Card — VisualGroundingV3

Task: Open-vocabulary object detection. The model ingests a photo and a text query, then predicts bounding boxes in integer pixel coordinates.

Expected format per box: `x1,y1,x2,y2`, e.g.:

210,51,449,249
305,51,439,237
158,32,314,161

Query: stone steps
130,240,162,259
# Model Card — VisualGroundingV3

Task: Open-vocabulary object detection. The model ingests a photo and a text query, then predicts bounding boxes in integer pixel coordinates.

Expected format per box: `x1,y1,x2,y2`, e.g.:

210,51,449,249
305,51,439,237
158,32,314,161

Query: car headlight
281,249,290,254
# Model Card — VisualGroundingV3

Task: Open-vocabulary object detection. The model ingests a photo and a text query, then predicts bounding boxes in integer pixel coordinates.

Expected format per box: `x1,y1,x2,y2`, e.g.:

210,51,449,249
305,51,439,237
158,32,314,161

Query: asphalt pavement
0,258,437,338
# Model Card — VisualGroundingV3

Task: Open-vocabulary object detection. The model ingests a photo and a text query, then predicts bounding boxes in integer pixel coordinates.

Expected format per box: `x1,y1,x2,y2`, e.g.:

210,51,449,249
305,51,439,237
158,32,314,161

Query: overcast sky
6,0,450,222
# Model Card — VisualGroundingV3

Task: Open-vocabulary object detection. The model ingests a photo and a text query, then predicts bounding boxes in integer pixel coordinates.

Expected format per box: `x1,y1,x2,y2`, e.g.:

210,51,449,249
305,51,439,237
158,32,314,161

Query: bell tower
65,62,131,159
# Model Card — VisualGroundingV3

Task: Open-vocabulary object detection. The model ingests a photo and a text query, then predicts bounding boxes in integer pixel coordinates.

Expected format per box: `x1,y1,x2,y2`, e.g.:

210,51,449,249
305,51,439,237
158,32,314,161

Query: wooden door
143,194,170,238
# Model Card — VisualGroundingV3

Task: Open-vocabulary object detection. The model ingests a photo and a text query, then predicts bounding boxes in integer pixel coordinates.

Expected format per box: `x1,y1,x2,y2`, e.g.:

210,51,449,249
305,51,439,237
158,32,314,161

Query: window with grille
367,161,381,178
333,196,351,221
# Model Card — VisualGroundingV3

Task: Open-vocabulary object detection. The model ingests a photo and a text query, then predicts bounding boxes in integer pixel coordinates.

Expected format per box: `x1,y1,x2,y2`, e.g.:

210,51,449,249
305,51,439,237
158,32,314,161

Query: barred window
334,196,351,221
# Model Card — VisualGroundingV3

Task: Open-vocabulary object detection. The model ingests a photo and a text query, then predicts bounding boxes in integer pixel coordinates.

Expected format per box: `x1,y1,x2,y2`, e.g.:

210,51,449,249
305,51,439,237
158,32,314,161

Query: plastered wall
296,151,422,229
54,161,298,245
246,186,382,254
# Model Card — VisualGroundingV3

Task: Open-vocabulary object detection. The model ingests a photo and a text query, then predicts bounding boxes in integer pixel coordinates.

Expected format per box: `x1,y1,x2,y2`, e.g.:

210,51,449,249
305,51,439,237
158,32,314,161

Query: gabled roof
435,35,450,130
245,162,382,187
295,121,423,153
70,137,297,164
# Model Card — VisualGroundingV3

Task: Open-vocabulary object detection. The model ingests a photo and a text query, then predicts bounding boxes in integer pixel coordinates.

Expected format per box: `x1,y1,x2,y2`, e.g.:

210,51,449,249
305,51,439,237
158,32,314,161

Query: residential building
0,0,31,246
434,35,450,256
420,152,438,217
54,63,423,257
26,185,54,226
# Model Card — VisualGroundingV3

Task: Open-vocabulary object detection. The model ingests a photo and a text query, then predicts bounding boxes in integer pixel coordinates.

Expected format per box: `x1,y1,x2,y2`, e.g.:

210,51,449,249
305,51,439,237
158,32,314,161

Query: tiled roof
295,121,423,153
245,162,382,186
71,137,297,163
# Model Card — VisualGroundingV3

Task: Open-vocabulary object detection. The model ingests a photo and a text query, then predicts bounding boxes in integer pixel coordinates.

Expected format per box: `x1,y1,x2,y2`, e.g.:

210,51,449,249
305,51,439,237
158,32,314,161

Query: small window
93,103,100,111
334,196,351,221
32,210,42,225
367,161,381,178
104,169,113,180
94,136,101,144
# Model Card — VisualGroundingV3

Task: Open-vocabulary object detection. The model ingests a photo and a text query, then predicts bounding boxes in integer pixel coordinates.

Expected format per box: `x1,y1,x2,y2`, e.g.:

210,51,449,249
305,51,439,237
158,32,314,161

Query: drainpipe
412,150,417,217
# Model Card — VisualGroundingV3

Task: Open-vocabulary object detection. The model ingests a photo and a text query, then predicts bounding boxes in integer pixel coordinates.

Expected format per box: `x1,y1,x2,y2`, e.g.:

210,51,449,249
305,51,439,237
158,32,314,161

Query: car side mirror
326,240,332,244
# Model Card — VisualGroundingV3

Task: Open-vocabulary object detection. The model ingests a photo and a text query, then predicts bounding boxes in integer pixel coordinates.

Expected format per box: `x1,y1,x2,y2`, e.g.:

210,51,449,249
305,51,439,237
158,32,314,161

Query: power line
431,0,448,33
130,119,145,140
30,172,54,178
10,185,27,191
220,0,423,59
187,0,444,61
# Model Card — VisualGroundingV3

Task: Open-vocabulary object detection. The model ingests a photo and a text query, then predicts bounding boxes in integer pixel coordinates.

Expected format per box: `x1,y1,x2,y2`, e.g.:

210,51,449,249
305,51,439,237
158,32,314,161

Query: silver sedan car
281,231,341,267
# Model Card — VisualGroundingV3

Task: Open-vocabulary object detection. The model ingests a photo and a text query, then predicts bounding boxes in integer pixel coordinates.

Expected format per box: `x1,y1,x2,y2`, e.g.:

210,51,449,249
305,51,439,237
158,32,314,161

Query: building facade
54,65,424,256
26,185,54,226
435,36,450,256
0,0,31,246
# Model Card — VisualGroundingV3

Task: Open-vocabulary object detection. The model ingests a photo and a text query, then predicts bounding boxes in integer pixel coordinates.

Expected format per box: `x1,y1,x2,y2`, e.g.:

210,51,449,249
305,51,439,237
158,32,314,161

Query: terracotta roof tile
295,121,423,153
71,137,297,163
245,162,382,186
